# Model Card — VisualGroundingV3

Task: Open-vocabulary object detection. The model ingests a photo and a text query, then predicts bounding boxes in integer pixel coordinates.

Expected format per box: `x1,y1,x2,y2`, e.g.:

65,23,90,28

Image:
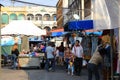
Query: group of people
45,40,84,76
10,36,111,80
45,37,112,80
30,43,46,53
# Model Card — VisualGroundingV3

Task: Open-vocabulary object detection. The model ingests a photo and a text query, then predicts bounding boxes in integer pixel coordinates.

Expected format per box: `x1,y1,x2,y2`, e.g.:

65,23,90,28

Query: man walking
72,40,84,76
45,42,55,72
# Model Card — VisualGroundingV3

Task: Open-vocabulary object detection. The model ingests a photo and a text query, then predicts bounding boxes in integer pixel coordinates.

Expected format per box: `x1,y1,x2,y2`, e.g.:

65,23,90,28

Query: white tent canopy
1,20,46,36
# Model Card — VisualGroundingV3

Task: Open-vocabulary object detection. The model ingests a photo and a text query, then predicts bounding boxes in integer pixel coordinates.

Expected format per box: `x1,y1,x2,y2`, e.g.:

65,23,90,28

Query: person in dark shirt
11,43,19,69
58,42,64,65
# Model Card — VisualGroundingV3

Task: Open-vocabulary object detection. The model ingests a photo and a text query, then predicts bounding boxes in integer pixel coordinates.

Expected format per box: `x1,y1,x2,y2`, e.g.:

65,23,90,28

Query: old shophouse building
65,0,91,23
56,0,68,28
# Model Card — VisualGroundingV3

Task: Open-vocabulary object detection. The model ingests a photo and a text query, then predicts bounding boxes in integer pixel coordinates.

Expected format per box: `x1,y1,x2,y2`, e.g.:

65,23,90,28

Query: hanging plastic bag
82,60,87,67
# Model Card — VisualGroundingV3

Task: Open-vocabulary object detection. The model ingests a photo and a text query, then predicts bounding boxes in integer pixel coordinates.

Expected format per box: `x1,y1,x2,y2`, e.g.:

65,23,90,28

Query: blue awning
68,20,93,31
52,32,68,37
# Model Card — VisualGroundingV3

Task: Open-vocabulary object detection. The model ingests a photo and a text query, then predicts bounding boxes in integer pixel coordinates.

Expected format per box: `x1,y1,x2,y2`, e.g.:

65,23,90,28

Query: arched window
52,26,57,29
18,14,25,20
43,14,50,21
10,13,17,20
2,13,9,24
52,14,56,21
44,26,51,31
35,14,42,21
27,14,34,20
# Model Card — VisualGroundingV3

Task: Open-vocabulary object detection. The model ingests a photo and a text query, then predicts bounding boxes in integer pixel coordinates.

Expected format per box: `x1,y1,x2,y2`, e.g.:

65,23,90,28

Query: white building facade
1,6,57,30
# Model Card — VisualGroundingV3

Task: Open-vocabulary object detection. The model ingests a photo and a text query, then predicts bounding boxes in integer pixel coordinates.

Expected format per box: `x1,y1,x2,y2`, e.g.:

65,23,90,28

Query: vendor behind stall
11,43,19,69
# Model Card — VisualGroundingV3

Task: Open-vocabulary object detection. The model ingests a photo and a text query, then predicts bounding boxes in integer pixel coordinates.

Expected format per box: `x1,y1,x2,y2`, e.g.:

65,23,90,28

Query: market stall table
18,53,44,69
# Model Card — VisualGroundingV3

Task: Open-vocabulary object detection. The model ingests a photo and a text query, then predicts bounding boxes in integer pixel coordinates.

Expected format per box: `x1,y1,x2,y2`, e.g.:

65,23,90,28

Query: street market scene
0,0,120,80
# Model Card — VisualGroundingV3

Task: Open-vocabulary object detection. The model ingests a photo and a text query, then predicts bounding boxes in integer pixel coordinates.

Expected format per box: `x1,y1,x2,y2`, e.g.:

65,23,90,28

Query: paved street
1,66,90,80
1,68,28,80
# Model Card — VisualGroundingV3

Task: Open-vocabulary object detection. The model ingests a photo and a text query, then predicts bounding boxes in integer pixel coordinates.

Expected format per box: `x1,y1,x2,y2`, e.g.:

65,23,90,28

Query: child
68,54,74,76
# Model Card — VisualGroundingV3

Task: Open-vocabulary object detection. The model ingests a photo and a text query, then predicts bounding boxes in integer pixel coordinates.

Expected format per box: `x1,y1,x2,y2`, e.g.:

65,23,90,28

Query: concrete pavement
1,68,28,80
1,66,90,80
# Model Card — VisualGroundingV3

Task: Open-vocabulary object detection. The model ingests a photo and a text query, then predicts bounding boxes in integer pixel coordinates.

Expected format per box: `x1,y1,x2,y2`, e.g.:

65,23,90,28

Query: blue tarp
29,36,43,42
86,31,103,36
68,20,93,30
1,36,21,46
52,32,68,37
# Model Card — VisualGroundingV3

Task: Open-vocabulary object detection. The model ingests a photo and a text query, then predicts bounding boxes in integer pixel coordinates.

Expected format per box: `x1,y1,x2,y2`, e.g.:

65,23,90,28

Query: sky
0,0,59,7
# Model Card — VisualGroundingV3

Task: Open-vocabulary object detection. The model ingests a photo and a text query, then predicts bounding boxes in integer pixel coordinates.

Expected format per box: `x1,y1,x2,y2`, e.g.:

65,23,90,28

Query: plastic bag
82,60,87,67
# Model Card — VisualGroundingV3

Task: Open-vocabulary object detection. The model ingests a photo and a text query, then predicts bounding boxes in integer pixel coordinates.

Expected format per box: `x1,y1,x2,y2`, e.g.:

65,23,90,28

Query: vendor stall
18,53,44,69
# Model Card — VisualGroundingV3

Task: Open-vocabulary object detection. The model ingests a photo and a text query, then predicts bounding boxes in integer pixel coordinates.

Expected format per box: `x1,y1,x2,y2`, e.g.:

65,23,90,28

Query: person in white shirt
72,40,84,76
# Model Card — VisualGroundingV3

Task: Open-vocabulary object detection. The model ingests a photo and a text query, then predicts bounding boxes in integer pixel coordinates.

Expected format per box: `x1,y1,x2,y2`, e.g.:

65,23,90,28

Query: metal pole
81,0,84,20
110,29,114,80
